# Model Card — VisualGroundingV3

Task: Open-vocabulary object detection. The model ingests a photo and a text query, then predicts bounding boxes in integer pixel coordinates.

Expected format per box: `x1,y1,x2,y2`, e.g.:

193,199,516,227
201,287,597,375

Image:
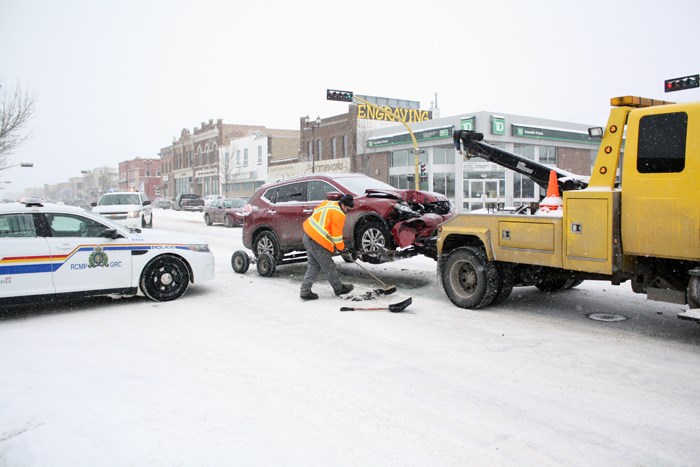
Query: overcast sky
1,0,699,193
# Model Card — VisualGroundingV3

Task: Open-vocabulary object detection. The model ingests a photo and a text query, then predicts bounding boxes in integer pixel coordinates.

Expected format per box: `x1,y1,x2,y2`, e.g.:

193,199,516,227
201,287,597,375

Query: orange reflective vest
303,200,346,253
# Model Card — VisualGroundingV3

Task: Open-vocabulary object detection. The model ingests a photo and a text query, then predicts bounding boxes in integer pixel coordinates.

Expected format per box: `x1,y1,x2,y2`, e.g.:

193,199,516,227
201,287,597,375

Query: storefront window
390,174,415,189
391,150,409,167
432,145,456,165
434,147,446,164
539,146,557,165
514,144,535,160
513,173,536,199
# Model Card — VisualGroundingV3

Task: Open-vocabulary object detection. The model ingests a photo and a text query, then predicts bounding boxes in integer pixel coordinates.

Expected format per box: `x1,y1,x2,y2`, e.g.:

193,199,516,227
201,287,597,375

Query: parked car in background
66,199,91,211
0,201,214,303
203,195,224,207
174,194,205,212
154,197,174,209
91,191,153,229
241,173,456,264
204,197,248,227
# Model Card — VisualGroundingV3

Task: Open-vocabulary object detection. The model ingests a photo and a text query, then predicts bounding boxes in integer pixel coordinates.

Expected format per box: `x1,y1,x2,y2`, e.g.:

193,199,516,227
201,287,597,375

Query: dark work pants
301,232,343,294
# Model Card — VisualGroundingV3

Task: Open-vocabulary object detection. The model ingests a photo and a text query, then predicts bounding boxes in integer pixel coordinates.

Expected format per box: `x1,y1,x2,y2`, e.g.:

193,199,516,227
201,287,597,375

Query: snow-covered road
1,209,699,466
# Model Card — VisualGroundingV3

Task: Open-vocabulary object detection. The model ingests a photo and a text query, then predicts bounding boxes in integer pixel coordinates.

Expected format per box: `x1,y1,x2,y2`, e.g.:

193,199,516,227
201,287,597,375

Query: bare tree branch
219,148,237,196
0,81,36,166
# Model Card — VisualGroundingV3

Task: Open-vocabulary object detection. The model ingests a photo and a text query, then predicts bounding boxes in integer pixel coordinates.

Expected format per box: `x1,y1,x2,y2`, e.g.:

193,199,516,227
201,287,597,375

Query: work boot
300,290,319,301
334,284,354,296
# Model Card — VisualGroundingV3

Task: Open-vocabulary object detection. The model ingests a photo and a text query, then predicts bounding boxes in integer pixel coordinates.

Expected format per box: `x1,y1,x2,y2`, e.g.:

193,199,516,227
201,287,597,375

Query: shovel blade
339,297,412,313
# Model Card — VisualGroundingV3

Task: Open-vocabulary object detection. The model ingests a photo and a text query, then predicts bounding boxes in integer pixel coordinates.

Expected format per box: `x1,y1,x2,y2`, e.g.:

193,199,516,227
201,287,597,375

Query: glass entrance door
464,178,505,211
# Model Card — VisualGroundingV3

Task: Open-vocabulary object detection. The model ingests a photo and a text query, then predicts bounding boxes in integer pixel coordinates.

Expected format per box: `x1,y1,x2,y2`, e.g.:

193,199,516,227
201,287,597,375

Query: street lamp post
304,115,321,173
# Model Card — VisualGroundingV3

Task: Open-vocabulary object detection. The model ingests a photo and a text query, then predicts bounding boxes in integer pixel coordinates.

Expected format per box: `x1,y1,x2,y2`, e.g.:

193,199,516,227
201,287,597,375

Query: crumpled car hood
365,188,447,203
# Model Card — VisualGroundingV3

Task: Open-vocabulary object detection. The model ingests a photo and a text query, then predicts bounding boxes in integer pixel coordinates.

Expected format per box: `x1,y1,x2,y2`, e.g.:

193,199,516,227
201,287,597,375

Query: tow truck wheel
687,275,700,309
231,250,250,274
564,279,584,289
256,252,276,277
490,263,515,306
441,246,499,309
140,254,190,302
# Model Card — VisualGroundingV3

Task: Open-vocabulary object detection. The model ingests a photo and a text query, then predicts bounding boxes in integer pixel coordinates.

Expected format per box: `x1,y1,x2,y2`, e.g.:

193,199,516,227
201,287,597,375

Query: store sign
512,124,598,144
357,104,432,123
463,161,503,172
367,127,452,148
267,158,351,182
491,116,506,135
232,170,258,180
195,168,218,178
461,117,476,131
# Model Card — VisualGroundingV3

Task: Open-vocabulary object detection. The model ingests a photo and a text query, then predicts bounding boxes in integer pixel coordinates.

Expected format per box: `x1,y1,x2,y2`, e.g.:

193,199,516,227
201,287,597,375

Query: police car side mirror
143,200,151,206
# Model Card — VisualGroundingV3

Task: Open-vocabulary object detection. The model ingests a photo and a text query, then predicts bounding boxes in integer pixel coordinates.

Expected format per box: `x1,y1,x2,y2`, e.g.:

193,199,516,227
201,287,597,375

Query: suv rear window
307,180,337,202
273,182,305,203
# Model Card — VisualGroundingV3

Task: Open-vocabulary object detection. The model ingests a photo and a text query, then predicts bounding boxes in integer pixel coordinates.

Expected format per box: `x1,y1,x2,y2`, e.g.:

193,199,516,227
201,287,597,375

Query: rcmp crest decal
88,246,109,268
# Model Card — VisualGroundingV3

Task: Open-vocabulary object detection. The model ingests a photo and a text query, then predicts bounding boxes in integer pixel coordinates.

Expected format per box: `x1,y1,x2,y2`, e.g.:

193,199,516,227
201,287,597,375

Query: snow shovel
340,297,412,313
334,246,397,295
348,255,397,295
323,231,397,295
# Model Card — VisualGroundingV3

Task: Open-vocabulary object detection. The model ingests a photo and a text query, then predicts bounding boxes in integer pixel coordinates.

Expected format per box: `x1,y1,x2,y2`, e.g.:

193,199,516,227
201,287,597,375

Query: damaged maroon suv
241,173,456,264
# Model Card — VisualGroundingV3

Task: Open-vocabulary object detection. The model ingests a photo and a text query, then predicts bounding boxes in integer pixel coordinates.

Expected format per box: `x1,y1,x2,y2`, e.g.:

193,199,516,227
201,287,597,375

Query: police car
91,191,153,229
0,200,215,304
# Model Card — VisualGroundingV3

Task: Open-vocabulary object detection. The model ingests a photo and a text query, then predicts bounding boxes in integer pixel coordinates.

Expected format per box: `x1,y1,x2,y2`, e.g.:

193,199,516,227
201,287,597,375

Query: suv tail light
240,204,253,216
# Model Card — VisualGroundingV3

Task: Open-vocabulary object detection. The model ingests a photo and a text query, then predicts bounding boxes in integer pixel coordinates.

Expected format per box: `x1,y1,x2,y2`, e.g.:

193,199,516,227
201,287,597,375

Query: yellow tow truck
436,95,700,323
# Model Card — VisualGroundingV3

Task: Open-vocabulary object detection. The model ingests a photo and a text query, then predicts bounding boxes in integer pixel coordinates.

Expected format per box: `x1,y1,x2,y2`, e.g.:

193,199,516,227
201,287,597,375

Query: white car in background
92,191,153,229
203,195,224,207
0,201,214,303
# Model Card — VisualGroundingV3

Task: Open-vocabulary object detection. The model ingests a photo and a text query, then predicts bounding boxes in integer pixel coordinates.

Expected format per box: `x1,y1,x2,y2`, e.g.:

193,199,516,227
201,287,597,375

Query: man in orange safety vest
300,194,355,300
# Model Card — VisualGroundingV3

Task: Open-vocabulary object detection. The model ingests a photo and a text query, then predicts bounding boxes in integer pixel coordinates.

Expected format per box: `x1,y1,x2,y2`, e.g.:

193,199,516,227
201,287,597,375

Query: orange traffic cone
539,170,563,212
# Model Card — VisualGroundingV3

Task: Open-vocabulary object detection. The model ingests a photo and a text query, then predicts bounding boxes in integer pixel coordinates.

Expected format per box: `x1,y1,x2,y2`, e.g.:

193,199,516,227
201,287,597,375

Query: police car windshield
98,194,141,206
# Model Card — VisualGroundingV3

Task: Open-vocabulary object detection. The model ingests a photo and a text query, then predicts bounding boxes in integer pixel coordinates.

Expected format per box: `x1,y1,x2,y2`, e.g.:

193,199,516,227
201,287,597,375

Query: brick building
159,119,267,198
118,158,162,200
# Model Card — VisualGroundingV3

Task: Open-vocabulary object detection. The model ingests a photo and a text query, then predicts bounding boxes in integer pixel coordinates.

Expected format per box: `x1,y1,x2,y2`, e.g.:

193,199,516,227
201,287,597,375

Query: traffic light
327,89,354,102
420,163,427,177
664,74,699,93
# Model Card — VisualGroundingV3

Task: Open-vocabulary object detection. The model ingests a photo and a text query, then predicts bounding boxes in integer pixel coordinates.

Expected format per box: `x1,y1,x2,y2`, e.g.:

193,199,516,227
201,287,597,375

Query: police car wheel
140,255,191,301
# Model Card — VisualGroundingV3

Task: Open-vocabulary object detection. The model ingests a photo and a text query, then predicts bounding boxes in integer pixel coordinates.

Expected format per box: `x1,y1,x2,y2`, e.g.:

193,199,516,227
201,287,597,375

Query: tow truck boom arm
453,130,589,192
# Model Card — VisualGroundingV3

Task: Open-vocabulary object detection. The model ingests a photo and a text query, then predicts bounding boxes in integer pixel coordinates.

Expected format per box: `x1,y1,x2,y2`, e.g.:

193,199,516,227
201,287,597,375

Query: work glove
339,248,355,261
